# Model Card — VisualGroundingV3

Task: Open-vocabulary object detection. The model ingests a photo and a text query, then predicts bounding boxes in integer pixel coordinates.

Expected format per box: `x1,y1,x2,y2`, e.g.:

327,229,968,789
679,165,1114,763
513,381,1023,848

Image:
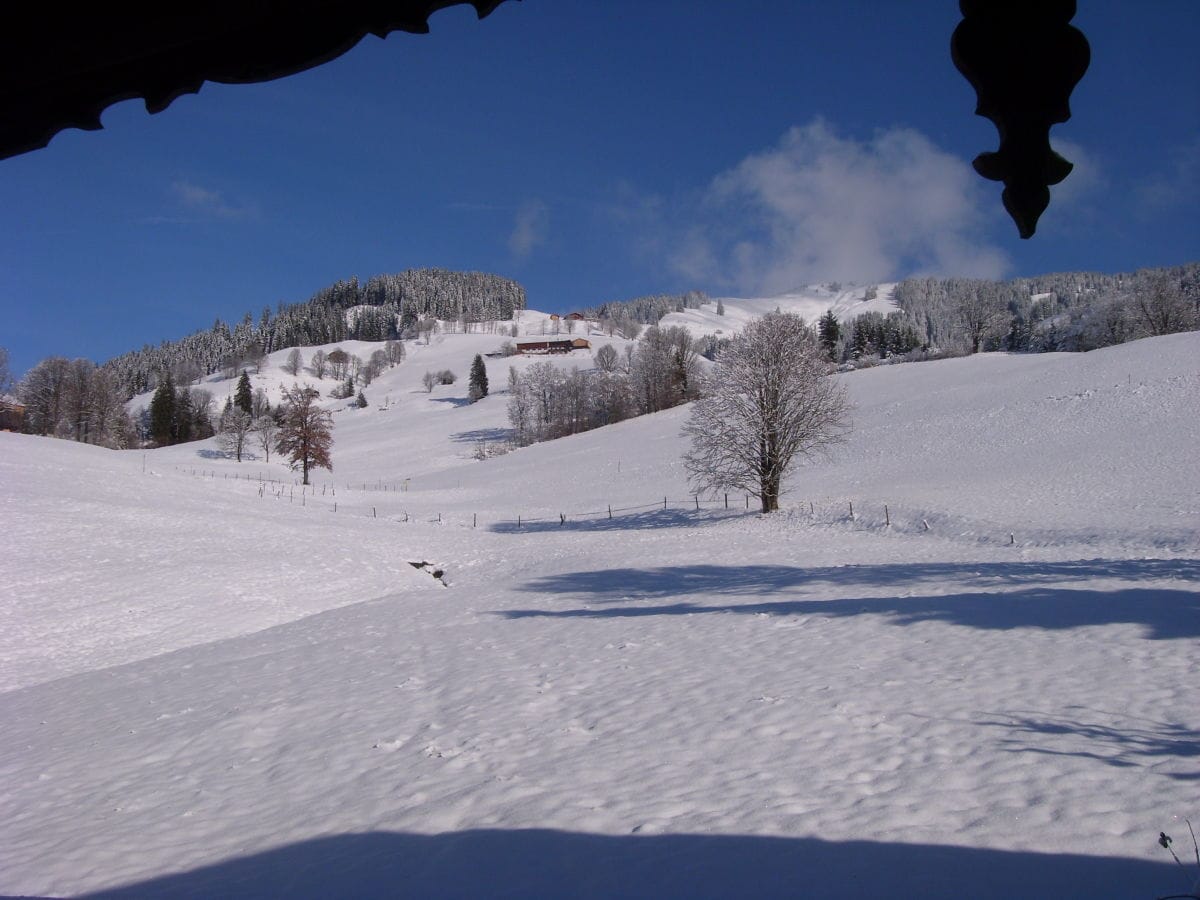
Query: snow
659,283,899,339
2,323,1198,898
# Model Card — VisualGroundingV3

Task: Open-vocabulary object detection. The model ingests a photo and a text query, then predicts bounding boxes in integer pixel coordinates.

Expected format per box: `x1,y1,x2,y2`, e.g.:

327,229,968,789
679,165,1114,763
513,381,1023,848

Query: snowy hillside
2,329,1198,898
659,282,899,339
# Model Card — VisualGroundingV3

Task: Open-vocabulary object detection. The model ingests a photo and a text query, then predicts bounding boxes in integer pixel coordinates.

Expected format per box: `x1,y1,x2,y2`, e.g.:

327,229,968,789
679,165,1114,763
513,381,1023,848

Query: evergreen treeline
103,269,525,400
581,290,709,326
146,373,220,447
844,312,923,361
892,263,1198,354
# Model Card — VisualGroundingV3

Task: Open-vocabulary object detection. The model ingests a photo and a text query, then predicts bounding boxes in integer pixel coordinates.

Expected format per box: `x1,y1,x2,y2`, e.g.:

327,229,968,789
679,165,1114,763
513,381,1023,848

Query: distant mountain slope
103,268,526,399
664,263,1199,357
893,262,1198,352
660,283,898,339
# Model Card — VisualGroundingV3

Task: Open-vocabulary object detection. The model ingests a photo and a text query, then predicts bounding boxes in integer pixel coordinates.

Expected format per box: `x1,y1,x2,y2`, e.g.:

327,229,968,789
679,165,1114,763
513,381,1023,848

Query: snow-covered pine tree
818,310,840,361
234,371,253,415
174,387,193,443
149,373,176,446
468,354,489,402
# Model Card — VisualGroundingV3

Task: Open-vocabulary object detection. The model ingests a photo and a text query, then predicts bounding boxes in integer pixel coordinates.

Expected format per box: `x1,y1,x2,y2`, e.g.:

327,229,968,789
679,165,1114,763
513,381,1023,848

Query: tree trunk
760,473,781,512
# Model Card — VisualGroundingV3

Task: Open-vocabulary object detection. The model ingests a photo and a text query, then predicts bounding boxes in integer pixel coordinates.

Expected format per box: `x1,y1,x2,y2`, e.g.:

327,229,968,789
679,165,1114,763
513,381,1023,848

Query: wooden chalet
515,337,591,355
0,399,25,432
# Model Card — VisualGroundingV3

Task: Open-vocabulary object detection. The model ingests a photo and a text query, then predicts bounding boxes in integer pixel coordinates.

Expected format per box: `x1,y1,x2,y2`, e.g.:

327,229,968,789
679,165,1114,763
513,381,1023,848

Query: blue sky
2,1,1197,376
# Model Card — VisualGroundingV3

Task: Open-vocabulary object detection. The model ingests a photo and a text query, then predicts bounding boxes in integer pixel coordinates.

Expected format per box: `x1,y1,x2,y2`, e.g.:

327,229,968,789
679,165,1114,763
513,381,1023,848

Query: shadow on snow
501,559,1199,640
449,426,514,445
80,828,1186,900
975,707,1200,781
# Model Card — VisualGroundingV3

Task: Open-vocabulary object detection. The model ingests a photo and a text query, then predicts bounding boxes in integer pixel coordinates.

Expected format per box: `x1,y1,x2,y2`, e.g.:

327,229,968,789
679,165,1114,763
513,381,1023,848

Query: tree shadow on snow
449,426,513,445
515,559,1200,596
429,397,472,408
975,707,1200,781
80,828,1185,900
502,560,1199,640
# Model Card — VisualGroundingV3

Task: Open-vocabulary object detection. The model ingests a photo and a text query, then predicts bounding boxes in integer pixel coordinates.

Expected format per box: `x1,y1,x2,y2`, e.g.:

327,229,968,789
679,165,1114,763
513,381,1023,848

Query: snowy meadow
2,317,1198,898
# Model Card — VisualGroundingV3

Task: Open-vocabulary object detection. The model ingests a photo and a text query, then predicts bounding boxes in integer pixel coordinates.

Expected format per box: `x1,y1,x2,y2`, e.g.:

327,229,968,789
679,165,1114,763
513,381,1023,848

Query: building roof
0,2,510,160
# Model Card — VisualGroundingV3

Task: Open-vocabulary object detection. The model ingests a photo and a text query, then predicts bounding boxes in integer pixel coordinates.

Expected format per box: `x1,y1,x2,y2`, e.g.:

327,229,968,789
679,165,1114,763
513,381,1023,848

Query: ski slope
2,323,1198,899
659,282,899,339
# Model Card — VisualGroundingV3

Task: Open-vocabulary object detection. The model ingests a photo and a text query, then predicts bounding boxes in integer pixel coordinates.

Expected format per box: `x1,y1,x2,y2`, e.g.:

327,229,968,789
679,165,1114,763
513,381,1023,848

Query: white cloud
170,180,259,220
1047,138,1105,208
508,199,549,259
664,119,1008,294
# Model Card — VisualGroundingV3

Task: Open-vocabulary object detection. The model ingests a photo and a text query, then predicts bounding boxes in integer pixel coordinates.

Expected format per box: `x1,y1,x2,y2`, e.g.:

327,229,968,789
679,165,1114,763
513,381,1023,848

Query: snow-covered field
2,324,1197,898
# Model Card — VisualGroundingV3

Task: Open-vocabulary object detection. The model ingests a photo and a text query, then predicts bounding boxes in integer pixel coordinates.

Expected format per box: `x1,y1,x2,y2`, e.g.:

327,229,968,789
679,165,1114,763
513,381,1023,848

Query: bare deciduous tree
955,285,1012,355
254,414,279,463
251,387,271,419
18,356,132,446
276,384,333,485
1133,274,1194,336
283,348,303,376
0,346,13,396
364,349,389,384
958,286,1009,353
218,407,253,462
327,348,350,381
385,339,406,366
594,343,619,373
630,325,698,413
310,349,328,379
683,312,851,513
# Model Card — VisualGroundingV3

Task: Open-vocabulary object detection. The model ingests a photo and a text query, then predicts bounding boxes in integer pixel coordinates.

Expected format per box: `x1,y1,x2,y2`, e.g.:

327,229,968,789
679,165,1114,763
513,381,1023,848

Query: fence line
169,466,1043,547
